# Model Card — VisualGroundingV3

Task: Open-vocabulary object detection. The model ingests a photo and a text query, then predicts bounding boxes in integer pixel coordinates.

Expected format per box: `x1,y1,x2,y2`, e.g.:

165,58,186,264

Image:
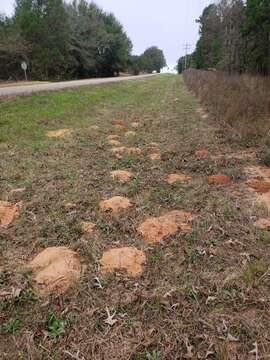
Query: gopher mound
28,247,81,295
99,196,132,213
111,120,126,127
131,122,139,128
107,135,120,140
110,147,141,158
110,170,134,183
46,129,72,138
81,221,96,233
108,139,121,146
196,149,209,159
254,218,270,230
247,180,270,194
166,174,191,184
137,210,193,244
149,153,161,161
0,200,19,227
208,175,231,185
100,247,146,277
125,131,136,137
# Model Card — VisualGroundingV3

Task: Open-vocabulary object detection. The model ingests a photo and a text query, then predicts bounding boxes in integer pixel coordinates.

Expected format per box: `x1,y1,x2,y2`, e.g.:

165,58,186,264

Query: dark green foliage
177,54,194,74
179,0,270,76
139,46,166,73
0,0,132,80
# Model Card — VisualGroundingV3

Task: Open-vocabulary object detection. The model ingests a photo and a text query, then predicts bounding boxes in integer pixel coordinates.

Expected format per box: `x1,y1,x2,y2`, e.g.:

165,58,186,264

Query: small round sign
21,61,27,71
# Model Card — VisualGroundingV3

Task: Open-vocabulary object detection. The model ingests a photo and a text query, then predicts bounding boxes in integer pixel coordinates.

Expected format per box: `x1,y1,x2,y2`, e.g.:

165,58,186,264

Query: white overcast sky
0,0,212,66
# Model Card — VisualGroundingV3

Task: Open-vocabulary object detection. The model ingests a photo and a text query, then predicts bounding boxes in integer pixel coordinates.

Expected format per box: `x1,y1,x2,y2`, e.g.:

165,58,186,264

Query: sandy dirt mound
247,180,270,194
0,201,19,227
81,221,96,233
131,122,139,128
110,147,141,158
107,135,120,140
112,120,126,127
254,218,270,230
89,125,99,130
208,175,231,185
149,153,161,161
28,247,81,295
244,166,270,210
137,210,193,244
245,166,270,180
47,129,72,138
110,170,133,183
9,188,26,194
166,174,191,184
99,196,132,213
110,147,127,158
197,108,208,119
128,147,142,155
149,142,159,147
125,131,136,137
100,247,146,277
196,149,209,158
108,139,121,146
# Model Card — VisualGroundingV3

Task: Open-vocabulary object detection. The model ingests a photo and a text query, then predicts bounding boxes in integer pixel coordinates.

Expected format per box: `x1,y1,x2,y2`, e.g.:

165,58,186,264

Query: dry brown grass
184,69,270,146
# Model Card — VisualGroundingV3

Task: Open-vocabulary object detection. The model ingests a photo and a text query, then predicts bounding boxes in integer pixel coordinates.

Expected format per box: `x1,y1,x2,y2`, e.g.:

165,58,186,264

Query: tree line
178,0,270,76
0,0,166,80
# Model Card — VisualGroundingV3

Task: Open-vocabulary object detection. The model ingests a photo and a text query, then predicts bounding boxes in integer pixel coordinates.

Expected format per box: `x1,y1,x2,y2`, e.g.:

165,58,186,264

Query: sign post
21,61,28,81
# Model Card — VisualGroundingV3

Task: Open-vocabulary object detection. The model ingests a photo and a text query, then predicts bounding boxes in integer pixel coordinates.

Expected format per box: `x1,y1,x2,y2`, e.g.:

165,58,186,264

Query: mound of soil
137,210,193,244
208,175,231,185
28,247,81,295
166,174,192,184
81,221,96,233
0,201,19,227
110,170,133,183
99,196,132,213
46,129,72,138
100,247,146,277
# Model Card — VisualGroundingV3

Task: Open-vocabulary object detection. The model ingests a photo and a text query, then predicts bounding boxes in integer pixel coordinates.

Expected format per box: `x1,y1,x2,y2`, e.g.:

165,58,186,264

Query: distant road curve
0,74,156,97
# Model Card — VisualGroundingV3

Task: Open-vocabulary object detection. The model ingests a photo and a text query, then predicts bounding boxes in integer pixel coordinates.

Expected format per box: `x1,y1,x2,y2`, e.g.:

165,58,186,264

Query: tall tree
242,0,270,75
140,46,166,73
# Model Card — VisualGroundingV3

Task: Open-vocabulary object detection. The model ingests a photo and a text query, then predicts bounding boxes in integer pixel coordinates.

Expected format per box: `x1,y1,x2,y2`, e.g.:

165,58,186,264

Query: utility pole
182,43,192,71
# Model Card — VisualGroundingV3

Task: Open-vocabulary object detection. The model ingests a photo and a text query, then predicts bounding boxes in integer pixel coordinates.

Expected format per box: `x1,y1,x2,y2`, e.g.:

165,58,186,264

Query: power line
182,43,192,71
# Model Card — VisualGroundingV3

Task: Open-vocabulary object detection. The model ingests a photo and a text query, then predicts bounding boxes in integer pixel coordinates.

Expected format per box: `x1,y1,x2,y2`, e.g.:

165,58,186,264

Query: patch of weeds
123,318,137,329
146,350,161,360
221,200,237,220
205,238,220,247
45,309,65,339
216,341,229,360
1,316,21,334
185,286,200,303
55,221,83,242
145,185,174,205
221,287,242,300
257,230,270,244
127,176,141,196
185,247,205,264
97,222,115,235
149,251,164,263
243,260,266,286
259,149,270,167
119,155,142,167
184,233,197,244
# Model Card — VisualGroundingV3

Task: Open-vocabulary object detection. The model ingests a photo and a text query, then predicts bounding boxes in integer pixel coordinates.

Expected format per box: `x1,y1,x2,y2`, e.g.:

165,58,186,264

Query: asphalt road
0,74,156,97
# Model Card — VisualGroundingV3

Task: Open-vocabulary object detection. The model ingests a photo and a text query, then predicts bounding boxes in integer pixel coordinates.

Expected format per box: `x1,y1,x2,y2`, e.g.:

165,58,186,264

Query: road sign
21,61,27,71
21,61,28,81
